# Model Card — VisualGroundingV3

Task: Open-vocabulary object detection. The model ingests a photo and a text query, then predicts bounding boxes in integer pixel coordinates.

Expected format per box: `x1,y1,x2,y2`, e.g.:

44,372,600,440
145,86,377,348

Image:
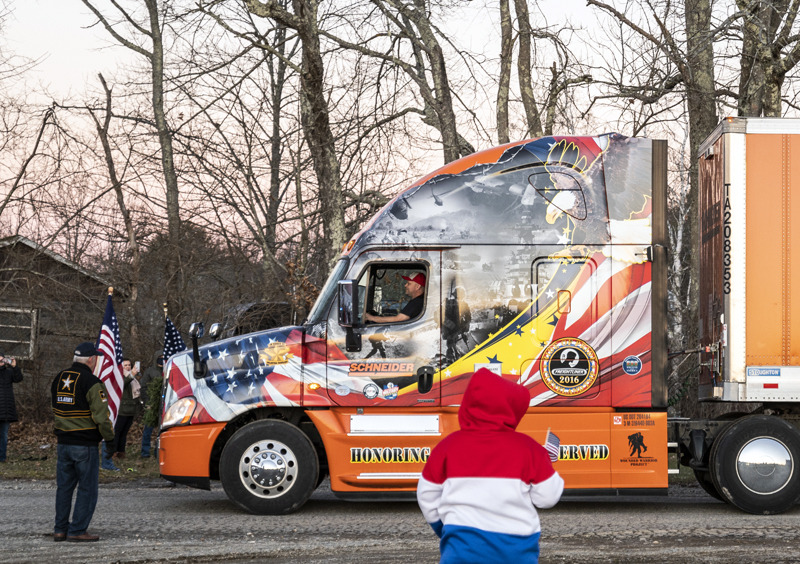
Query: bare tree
497,0,513,145
235,0,348,267
86,74,143,344
80,0,183,302
589,0,719,353
737,0,800,116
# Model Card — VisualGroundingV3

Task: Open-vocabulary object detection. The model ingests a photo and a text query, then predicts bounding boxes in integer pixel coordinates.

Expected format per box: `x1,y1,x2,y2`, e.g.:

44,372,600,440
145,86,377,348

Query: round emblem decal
383,382,399,400
539,338,599,397
363,383,381,400
622,355,642,375
335,385,351,397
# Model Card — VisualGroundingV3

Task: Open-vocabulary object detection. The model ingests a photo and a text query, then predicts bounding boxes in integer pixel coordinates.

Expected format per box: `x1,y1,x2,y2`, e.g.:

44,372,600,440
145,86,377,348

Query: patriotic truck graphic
158,120,800,515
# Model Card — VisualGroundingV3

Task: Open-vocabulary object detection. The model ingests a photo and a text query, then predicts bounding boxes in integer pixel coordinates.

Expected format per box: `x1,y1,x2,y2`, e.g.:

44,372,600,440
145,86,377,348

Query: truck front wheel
220,420,319,515
710,415,800,515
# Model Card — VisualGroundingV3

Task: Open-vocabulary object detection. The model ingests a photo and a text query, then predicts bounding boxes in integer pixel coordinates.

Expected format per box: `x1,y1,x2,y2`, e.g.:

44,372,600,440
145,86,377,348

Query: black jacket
51,362,114,446
138,350,163,409
0,363,23,422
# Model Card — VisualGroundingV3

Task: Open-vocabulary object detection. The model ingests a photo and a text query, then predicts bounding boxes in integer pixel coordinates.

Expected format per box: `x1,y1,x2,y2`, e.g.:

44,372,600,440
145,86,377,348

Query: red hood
457,368,530,432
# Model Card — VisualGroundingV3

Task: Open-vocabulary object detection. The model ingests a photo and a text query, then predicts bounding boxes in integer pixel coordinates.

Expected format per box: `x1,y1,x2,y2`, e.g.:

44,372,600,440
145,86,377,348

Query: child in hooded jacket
417,368,564,564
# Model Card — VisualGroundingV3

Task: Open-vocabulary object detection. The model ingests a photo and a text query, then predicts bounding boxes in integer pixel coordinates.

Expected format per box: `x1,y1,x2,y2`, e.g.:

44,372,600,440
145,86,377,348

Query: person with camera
103,358,139,467
0,350,23,463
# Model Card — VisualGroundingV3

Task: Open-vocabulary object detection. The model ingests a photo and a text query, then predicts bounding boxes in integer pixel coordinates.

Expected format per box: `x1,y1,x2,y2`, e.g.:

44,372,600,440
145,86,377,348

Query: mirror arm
345,327,362,352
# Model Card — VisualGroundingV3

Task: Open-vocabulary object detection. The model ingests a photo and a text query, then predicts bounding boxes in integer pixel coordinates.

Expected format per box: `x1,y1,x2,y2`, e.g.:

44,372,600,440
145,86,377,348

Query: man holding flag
96,289,126,471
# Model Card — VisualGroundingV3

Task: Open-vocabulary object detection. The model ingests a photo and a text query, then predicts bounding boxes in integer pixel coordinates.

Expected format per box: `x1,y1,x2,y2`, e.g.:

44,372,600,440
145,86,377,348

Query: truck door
527,252,604,403
325,250,441,407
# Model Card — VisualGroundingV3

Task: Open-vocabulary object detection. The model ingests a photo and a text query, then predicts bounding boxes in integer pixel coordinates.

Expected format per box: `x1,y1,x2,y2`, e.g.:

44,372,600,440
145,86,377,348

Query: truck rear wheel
692,469,725,502
709,415,800,515
220,420,319,515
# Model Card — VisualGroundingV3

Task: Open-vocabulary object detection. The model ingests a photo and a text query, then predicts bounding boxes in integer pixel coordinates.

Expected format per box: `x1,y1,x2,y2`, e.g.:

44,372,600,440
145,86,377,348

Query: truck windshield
306,257,349,324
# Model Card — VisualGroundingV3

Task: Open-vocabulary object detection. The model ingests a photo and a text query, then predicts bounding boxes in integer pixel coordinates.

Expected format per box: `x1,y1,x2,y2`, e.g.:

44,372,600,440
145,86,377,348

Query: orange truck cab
159,125,800,515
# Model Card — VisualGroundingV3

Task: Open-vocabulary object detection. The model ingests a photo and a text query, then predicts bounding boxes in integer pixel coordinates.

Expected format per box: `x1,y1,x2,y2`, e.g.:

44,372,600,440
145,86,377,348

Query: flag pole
108,286,114,296
163,302,168,320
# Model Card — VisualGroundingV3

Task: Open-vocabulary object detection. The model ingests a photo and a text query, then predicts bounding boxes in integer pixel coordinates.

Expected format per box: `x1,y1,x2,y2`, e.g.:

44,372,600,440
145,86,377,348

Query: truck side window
363,264,427,324
528,169,588,221
535,261,560,306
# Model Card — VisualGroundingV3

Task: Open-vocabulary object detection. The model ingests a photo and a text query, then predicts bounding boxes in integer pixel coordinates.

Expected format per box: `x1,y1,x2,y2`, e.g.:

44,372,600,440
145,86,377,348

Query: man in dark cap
365,272,426,323
51,342,115,543
0,349,23,463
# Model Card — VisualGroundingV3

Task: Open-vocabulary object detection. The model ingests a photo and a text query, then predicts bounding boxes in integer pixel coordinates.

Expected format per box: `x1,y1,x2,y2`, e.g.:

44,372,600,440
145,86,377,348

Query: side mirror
189,322,205,339
208,323,221,341
338,280,358,327
188,322,207,379
337,280,361,352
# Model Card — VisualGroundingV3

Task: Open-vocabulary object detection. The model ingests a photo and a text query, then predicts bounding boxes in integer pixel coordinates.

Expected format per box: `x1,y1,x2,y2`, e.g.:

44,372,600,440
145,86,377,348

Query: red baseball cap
402,272,426,286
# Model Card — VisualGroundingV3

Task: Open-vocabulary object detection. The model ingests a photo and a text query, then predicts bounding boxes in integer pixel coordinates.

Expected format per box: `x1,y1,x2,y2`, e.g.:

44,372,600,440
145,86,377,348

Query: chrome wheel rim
238,440,298,499
736,437,793,495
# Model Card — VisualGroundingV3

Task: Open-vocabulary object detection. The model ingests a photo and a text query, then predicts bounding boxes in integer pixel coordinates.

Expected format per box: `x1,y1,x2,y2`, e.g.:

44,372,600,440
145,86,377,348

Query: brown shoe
66,534,100,542
53,533,66,542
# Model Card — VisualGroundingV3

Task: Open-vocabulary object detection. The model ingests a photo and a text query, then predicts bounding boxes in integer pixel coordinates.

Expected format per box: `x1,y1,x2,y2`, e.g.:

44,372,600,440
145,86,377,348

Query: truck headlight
161,397,196,429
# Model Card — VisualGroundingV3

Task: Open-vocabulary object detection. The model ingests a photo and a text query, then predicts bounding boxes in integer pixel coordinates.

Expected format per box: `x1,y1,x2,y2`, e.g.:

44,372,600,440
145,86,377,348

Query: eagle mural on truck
163,134,656,424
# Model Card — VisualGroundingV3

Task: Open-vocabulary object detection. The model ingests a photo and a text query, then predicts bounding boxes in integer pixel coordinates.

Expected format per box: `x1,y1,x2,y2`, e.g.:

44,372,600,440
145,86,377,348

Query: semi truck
157,120,800,515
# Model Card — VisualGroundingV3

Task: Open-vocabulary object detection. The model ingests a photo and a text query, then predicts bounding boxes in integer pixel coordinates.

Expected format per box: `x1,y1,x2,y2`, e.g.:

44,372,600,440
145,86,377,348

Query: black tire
220,420,319,515
709,415,800,515
693,468,725,502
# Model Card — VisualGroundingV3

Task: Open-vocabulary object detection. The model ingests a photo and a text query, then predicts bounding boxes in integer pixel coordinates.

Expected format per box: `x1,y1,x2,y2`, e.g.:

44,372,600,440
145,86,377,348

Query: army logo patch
539,337,599,397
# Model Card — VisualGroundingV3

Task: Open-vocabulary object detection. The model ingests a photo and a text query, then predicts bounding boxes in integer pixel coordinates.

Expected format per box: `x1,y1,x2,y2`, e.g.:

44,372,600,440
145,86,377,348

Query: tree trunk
293,0,347,266
497,0,513,145
143,0,182,316
737,1,765,117
683,0,718,348
144,0,180,250
267,24,289,255
397,0,464,163
92,74,142,347
514,0,544,138
246,0,347,267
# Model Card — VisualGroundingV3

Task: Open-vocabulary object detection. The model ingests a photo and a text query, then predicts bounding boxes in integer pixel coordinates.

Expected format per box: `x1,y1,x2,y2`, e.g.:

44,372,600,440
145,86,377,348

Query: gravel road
2,479,799,564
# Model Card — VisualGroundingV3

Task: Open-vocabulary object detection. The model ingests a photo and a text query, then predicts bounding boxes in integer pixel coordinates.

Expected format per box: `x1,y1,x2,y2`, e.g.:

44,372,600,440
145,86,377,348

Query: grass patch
1,418,163,483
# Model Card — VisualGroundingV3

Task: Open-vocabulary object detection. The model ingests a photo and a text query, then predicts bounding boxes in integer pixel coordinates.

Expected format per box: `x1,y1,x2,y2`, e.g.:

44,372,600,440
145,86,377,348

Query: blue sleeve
429,520,443,539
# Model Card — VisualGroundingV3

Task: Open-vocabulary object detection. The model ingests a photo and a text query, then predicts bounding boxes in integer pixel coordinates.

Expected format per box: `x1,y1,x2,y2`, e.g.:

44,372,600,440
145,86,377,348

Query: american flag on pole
163,316,187,360
544,428,560,463
96,293,124,425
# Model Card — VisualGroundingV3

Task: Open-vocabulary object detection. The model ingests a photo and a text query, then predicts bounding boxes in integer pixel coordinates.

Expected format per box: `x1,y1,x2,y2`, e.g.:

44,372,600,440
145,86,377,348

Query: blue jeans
141,425,154,457
0,421,9,462
55,444,99,536
101,441,118,470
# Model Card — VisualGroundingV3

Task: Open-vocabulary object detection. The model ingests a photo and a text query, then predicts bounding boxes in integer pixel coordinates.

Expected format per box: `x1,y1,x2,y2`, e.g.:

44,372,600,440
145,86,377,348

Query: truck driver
365,273,426,324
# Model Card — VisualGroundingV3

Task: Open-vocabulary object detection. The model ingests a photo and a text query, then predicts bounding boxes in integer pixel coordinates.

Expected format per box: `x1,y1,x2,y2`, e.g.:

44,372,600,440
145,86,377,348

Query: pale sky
6,0,593,101
6,1,127,98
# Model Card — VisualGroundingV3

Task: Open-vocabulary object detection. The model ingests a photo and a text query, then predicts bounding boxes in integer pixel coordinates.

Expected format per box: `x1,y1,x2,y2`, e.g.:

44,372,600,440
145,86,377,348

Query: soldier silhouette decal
628,432,648,458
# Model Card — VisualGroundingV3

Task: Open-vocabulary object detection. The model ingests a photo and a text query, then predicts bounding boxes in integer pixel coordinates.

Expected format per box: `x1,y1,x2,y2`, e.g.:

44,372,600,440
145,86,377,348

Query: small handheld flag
545,428,560,462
